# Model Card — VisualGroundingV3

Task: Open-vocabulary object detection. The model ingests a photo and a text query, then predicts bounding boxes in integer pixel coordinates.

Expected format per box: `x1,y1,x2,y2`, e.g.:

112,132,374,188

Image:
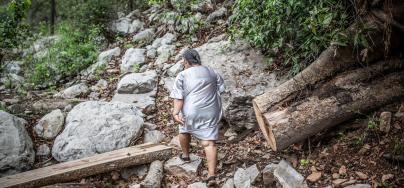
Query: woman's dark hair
182,49,201,65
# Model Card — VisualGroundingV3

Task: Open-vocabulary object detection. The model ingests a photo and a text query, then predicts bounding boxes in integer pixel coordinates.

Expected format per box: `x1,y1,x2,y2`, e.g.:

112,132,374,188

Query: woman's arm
173,99,184,124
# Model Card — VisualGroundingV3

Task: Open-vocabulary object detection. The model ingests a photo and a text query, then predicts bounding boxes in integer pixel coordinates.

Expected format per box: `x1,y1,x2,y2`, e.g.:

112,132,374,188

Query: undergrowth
230,0,353,75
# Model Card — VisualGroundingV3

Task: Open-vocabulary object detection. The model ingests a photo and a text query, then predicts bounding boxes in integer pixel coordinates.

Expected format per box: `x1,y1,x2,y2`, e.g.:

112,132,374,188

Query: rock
188,182,207,188
144,130,165,144
355,171,368,180
130,20,145,33
163,77,175,93
192,0,214,14
222,178,235,188
23,35,60,57
147,47,157,58
88,92,100,100
111,89,157,114
167,62,184,77
339,165,347,175
207,7,227,23
379,111,392,133
4,61,23,75
169,135,181,148
117,70,158,94
341,179,357,187
121,48,146,73
141,161,163,188
262,163,278,186
344,184,371,188
306,172,322,182
332,179,347,186
52,101,144,162
224,128,238,137
133,28,155,44
36,144,51,156
111,18,144,34
381,174,394,182
0,111,35,177
55,83,89,99
152,33,177,49
155,45,176,68
164,154,202,178
34,109,65,139
83,47,121,76
196,40,286,130
121,164,148,180
395,103,404,117
273,160,308,188
144,122,158,130
234,164,260,188
91,79,108,92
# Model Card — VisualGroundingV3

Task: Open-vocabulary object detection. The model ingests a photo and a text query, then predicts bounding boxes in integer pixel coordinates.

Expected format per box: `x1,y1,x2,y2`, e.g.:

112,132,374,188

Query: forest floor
1,17,403,188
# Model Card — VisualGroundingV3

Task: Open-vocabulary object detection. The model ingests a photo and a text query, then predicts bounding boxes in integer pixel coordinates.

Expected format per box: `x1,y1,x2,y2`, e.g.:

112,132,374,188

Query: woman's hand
173,113,185,124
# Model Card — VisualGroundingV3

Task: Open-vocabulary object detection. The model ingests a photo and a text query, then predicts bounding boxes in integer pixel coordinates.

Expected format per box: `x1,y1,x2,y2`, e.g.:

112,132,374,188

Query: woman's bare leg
201,140,217,177
179,133,191,157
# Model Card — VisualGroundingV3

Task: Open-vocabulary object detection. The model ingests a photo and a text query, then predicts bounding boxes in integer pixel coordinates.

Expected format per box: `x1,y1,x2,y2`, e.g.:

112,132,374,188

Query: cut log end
253,99,277,151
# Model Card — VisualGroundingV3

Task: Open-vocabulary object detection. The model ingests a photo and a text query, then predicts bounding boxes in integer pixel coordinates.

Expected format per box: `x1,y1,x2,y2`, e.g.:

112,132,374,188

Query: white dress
170,66,225,140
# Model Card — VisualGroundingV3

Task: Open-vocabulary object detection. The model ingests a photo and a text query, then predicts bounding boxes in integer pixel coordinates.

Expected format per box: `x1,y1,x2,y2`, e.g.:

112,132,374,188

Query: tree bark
254,58,404,151
50,0,56,35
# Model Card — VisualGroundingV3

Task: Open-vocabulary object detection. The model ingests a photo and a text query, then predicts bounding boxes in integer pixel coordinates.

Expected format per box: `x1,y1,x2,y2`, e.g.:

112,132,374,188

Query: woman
170,49,225,185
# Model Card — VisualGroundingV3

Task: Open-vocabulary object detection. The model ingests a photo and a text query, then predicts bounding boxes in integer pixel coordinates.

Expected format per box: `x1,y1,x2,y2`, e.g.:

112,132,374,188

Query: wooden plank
0,143,173,188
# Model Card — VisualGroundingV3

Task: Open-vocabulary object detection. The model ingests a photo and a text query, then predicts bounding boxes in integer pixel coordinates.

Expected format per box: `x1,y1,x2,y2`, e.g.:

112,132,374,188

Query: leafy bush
29,23,100,86
0,0,32,49
231,0,351,74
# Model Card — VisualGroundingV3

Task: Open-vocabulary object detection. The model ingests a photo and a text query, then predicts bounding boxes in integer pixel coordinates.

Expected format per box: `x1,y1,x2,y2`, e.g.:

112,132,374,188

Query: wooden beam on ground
0,143,173,188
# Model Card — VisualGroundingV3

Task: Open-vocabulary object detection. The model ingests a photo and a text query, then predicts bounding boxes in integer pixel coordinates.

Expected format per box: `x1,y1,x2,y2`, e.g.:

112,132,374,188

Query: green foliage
367,119,378,130
132,64,141,73
29,23,100,86
0,0,32,49
299,159,309,167
231,0,351,74
0,102,7,112
57,0,115,32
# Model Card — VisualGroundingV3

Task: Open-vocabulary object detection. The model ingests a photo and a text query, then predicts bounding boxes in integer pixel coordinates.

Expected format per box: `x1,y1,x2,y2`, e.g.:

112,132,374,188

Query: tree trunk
253,58,404,151
50,0,56,35
128,0,134,11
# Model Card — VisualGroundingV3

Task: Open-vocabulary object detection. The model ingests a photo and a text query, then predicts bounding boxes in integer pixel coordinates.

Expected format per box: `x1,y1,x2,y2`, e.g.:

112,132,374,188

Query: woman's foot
203,176,217,186
179,153,191,162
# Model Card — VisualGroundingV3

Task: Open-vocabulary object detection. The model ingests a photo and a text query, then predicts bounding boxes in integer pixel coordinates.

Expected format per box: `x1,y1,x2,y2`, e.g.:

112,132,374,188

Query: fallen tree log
0,143,172,188
253,58,404,151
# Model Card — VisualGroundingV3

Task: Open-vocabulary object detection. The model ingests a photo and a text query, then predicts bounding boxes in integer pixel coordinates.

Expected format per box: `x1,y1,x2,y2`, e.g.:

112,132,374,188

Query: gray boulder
54,83,89,99
36,144,51,156
121,48,146,73
207,7,227,23
117,70,158,94
222,178,235,188
83,47,121,76
144,130,165,144
111,89,157,114
111,18,144,34
167,62,184,77
133,29,155,44
195,40,286,130
34,109,64,139
234,164,260,188
273,160,308,188
52,101,144,162
141,161,164,188
152,33,177,49
164,154,202,178
4,61,23,75
0,111,35,177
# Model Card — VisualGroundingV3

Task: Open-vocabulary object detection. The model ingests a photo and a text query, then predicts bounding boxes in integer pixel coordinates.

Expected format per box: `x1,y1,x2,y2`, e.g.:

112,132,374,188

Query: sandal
179,153,191,162
203,176,217,186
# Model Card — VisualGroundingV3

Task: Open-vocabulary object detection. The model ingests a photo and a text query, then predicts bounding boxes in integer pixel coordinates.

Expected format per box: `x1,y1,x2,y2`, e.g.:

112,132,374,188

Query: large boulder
117,70,158,94
54,83,89,99
111,18,144,34
121,48,146,73
34,109,65,139
0,111,35,177
195,40,286,130
52,101,144,162
83,47,121,76
133,28,155,45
